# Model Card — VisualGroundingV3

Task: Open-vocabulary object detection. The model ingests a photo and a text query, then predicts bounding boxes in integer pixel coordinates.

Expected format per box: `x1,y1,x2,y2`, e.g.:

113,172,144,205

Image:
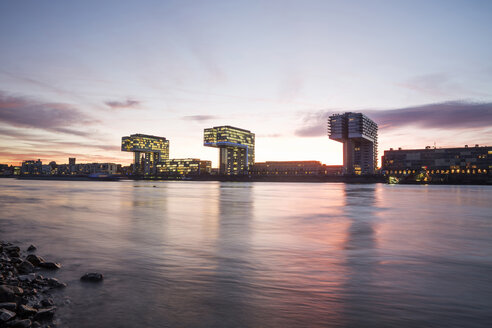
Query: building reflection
208,182,258,327
340,184,381,325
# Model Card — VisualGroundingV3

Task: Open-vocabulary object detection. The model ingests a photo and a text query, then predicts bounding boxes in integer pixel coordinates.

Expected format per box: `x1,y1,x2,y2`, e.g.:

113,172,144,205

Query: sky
1,0,492,167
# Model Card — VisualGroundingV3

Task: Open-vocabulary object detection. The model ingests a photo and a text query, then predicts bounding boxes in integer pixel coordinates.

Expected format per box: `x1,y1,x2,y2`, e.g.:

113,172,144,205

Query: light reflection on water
1,180,491,327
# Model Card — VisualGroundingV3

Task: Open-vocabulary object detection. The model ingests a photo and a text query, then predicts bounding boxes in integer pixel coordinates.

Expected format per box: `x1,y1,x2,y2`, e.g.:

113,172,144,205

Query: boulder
6,319,32,328
40,299,54,308
18,274,36,282
80,272,104,282
11,257,22,264
18,304,37,317
33,307,55,321
27,245,37,252
38,262,61,270
0,302,16,311
25,255,45,267
17,261,35,274
4,246,20,258
0,285,23,302
46,278,66,289
0,308,16,322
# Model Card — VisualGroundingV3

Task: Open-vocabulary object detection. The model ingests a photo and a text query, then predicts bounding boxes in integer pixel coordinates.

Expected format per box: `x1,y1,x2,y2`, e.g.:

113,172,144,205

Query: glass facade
122,134,169,175
204,126,255,175
382,146,491,176
122,134,169,157
156,159,211,176
250,161,343,176
328,112,378,175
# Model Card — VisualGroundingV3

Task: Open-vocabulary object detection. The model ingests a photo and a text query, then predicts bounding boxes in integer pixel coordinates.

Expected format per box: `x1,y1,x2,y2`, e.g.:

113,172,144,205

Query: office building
382,145,491,176
204,126,255,175
328,112,378,175
250,161,343,176
122,134,169,175
20,159,44,175
156,159,212,176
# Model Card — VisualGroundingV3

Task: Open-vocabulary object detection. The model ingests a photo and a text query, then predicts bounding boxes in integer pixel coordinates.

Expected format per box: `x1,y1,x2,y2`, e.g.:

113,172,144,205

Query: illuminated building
382,145,491,177
204,126,255,175
20,159,44,175
156,159,212,176
122,134,169,175
328,112,378,175
69,157,76,174
250,161,342,176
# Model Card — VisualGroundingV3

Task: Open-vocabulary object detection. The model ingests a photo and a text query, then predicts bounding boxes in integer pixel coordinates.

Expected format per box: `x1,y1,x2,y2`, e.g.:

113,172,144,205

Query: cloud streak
0,91,97,136
366,101,492,130
295,101,492,137
294,111,330,137
105,99,141,109
182,115,218,122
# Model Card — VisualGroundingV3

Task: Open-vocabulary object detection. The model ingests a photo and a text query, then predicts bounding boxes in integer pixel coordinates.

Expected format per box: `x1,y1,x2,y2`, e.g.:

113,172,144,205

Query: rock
46,278,66,289
6,318,32,328
0,302,16,311
38,262,61,270
0,285,17,302
27,245,37,252
11,257,22,264
17,261,35,274
18,304,37,317
4,246,20,258
25,255,45,267
40,299,53,308
18,274,36,282
31,321,41,328
80,272,103,282
33,307,55,321
10,286,23,295
0,308,16,322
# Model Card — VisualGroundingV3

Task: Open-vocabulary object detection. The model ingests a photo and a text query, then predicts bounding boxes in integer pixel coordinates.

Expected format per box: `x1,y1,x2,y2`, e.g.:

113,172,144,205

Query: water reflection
209,182,256,327
340,185,381,326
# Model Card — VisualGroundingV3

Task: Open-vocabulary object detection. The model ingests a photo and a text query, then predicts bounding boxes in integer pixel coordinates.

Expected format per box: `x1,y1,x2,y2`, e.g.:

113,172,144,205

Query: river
0,179,491,327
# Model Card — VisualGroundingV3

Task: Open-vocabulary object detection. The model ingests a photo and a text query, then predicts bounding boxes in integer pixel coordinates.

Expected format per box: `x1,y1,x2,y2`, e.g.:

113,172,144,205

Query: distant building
86,163,120,175
328,112,378,175
20,159,120,176
382,145,491,176
0,164,11,175
156,159,212,176
204,126,255,175
21,159,43,175
69,157,76,174
250,161,342,176
122,134,169,175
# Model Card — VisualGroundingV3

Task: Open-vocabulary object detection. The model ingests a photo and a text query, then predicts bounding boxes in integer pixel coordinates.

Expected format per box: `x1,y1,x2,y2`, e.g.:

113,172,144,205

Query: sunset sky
1,0,491,167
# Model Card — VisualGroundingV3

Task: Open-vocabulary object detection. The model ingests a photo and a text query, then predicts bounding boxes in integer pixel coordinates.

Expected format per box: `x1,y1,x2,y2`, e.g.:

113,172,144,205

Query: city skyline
1,0,492,167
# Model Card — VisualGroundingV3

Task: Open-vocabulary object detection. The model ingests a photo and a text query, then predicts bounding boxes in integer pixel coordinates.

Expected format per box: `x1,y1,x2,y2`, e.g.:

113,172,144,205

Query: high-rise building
122,134,169,175
328,112,378,175
204,126,255,175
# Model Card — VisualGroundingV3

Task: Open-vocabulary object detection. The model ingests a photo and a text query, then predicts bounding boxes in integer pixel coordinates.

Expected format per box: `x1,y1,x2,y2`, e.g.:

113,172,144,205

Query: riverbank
0,241,65,327
3,174,490,184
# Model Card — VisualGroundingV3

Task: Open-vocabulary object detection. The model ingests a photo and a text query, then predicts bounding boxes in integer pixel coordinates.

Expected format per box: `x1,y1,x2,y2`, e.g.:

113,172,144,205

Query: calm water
0,179,491,327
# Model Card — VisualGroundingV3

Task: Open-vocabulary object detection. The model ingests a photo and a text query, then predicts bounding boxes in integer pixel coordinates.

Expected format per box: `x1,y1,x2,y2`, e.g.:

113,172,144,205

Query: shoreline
0,241,65,328
1,175,491,185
